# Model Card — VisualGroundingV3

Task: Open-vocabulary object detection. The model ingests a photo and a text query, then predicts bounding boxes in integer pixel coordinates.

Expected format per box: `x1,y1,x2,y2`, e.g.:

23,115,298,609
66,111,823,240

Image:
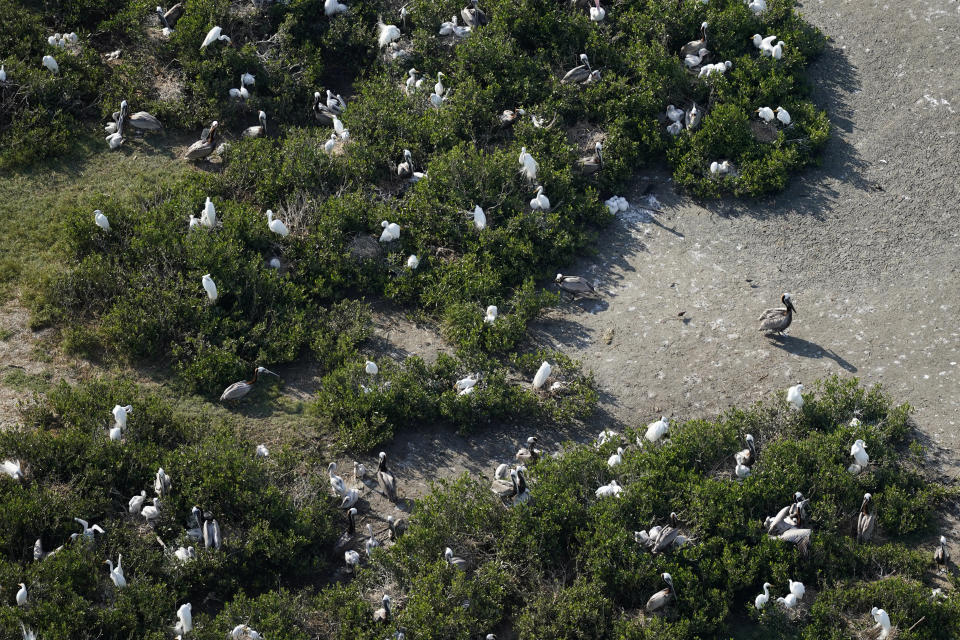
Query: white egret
589,0,605,21
775,106,791,125
20,623,36,640
174,545,195,564
268,257,281,269
643,416,670,443
112,404,132,429
329,462,347,496
16,583,27,606
324,133,337,154
188,215,200,229
377,16,401,48
94,210,111,231
771,41,784,59
532,361,552,389
231,625,264,640
42,55,58,73
240,72,255,86
379,220,401,242
405,68,420,93
105,555,127,588
109,424,122,441
128,490,147,514
871,607,892,639
684,47,709,68
266,210,289,237
786,383,804,409
607,447,623,467
174,603,192,634
200,26,230,49
529,186,550,211
406,254,419,269
666,121,683,135
747,0,766,13
455,374,478,395
849,439,869,474
484,305,498,324
332,115,348,139
325,0,348,15
699,61,732,77
256,444,270,458
74,517,105,540
365,360,378,375
666,105,684,122
595,479,622,498
756,106,775,122
201,197,216,227
518,147,538,182
345,549,361,569
228,75,250,100
469,205,487,230
0,66,6,82
777,592,800,609
754,582,772,609
202,274,218,302
433,72,445,97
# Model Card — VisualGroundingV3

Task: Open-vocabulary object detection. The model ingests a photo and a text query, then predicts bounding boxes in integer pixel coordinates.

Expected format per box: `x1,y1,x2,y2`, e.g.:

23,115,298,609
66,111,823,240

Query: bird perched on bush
325,0,348,16
42,55,58,73
461,0,488,27
200,25,230,49
377,16,401,48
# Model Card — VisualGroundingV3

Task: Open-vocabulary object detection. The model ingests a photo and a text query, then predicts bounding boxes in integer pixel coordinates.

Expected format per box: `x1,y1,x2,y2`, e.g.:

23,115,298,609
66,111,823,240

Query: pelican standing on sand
758,293,797,335
555,274,598,297
219,367,279,401
377,451,398,502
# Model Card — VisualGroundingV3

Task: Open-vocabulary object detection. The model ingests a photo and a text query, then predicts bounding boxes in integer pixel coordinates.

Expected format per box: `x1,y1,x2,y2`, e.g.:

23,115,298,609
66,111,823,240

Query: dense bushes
0,378,338,640
303,377,957,639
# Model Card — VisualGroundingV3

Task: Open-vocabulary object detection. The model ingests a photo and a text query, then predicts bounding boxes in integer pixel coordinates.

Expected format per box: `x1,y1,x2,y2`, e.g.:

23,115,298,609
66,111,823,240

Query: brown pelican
856,493,875,543
645,573,675,612
326,90,346,114
499,107,524,127
561,54,592,85
219,367,279,401
652,512,682,553
758,293,797,335
203,511,222,549
334,507,357,551
515,436,540,462
373,594,392,623
735,434,756,467
778,527,811,554
555,273,598,297
121,100,163,131
444,547,468,571
578,142,603,175
242,110,267,138
183,121,219,160
685,102,702,130
377,452,397,502
934,535,949,573
397,149,414,178
157,3,184,28
387,515,407,540
313,92,336,125
460,0,488,27
680,22,708,57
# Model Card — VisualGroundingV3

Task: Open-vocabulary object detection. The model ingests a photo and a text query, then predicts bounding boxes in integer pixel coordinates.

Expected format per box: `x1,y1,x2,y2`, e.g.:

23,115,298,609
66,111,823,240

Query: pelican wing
757,307,786,321
129,111,163,130
220,381,252,401
645,588,671,612
561,66,589,84
558,276,597,296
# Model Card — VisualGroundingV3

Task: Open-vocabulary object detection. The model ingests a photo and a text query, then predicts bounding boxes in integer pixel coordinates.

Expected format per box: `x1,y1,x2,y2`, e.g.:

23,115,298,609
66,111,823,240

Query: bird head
941,535,947,545
437,72,444,79
662,572,673,585
383,594,391,607
257,366,278,378
403,149,412,160
381,220,389,228
863,492,872,501
555,273,564,282
669,512,679,525
258,110,267,125
444,547,453,558
746,434,754,444
379,451,387,461
349,507,358,516
527,436,538,444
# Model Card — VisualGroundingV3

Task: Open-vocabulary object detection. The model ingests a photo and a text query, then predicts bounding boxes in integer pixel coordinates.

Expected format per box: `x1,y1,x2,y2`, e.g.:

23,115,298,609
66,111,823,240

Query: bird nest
348,234,383,261
751,119,779,144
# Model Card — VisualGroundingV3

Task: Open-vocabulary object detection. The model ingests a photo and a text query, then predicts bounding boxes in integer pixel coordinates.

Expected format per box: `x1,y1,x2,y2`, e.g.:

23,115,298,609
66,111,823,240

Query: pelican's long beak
262,368,279,377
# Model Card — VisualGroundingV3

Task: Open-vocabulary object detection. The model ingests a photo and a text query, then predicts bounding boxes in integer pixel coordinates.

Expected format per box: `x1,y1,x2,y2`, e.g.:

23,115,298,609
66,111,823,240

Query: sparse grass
2,368,53,394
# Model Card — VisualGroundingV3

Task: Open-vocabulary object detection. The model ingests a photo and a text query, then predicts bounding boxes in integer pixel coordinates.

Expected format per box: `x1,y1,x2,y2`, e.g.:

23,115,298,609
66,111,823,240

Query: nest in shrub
348,234,383,261
751,120,779,144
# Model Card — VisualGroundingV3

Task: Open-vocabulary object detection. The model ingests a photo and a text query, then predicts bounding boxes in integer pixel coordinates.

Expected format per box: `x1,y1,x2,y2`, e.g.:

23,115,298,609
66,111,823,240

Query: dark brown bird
856,493,876,543
645,573,675,612
377,451,398,502
578,141,603,175
758,293,797,335
183,121,218,160
460,0,488,27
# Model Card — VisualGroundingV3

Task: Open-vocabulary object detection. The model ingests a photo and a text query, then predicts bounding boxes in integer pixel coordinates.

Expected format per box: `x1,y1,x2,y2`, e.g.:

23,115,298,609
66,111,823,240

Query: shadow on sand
768,334,858,373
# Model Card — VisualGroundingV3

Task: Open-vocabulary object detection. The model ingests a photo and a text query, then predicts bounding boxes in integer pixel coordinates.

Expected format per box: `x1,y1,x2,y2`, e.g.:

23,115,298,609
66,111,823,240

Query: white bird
256,444,270,458
142,498,160,523
685,102,702,130
154,467,172,497
112,404,132,429
353,461,367,482
756,106,775,122
786,383,804,409
365,360,378,375
518,147,538,182
666,105,684,122
94,209,111,231
241,72,255,87
341,488,359,509
365,523,380,556
775,106,791,125
754,582,772,609
433,72,445,97
595,479,622,498
0,66,6,82
105,555,126,588
589,0,605,21
643,416,670,443
231,625,264,640
666,121,683,136
202,274,218,302
174,545,195,564
20,623,36,640
532,361,552,389
430,91,445,108
871,607,892,639
379,220,401,242
324,133,337,154
201,197,216,227
735,462,751,479
699,61,731,77
755,34,778,52
200,26,230,49
268,257,281,269
607,447,623,467
345,549,361,569
332,115,348,139
406,254,419,269
2,459,23,481
404,68,420,94
377,16,401,48
266,210,289,237
788,579,805,599
444,547,468,571
771,41,785,59
325,0,348,15
74,517,106,540
42,55,58,73
684,47,709,68
455,374,478,395
470,205,487,230
849,439,869,474
128,490,146,514
777,592,800,609
16,583,27,606
747,0,766,13
596,429,619,447
108,424,122,441
484,305,498,324
529,186,550,211
174,603,193,634
188,215,200,229
329,462,346,496
228,76,249,100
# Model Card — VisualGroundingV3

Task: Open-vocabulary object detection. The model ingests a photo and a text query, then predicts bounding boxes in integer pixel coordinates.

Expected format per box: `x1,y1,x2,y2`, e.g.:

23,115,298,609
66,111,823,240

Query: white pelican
256,444,269,458
329,462,346,496
871,607,892,639
128,490,146,514
241,72,255,86
786,383,804,409
484,305,498,324
756,106,775,122
645,573,675,612
518,147,538,182
607,447,623,467
74,517,106,540
444,547,468,571
469,205,487,230
174,545,195,564
105,555,127,588
775,106,791,125
589,0,605,21
377,16,401,48
174,603,193,634
42,55,58,73
154,467,171,497
201,274,218,302
112,404,132,429
374,594,392,622
219,367,279,401
643,416,670,443
200,26,230,49
201,197,216,227
16,583,27,606
595,479,622,498
364,523,380,556
934,535,949,573
266,210,289,236
754,582,772,609
406,254,419,269
529,186,550,211
377,451,398,502
848,439,869,474
325,0,348,15
95,210,111,231
532,361,552,389
108,424,122,441
735,461,751,479
141,498,160,523
596,429,618,447
243,111,267,138
345,549,361,569
3,459,24,481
